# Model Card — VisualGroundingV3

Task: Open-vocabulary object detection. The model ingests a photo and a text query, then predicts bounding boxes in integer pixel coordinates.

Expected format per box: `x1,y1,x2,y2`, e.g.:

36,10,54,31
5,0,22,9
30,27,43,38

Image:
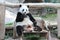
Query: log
0,2,60,8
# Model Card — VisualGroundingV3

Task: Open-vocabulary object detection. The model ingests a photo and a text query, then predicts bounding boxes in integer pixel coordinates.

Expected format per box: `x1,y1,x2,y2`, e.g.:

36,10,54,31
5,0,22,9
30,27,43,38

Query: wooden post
0,4,5,40
57,8,60,37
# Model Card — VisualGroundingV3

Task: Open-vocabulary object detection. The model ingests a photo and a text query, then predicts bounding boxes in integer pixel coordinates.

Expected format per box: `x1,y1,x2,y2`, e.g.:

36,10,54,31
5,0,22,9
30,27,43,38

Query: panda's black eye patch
26,9,27,11
22,9,24,11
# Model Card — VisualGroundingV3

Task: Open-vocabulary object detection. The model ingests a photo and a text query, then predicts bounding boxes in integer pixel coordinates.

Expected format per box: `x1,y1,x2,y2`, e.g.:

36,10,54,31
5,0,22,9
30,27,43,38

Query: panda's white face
18,5,29,14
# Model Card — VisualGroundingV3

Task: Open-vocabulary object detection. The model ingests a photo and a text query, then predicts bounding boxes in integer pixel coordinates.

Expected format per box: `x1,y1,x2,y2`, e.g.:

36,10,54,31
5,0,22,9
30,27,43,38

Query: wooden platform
5,31,60,40
22,31,49,40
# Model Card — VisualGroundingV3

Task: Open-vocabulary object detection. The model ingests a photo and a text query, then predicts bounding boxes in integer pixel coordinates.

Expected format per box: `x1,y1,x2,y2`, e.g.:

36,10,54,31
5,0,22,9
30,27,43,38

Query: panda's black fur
16,12,25,22
15,5,42,36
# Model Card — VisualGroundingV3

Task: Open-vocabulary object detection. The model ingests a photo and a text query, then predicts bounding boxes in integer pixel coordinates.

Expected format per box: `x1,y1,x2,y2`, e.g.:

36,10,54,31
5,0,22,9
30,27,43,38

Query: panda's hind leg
16,26,24,37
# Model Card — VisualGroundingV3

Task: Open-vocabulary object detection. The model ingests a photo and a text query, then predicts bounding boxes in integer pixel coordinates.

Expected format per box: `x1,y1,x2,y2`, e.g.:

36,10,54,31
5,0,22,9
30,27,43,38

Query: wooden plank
23,31,48,34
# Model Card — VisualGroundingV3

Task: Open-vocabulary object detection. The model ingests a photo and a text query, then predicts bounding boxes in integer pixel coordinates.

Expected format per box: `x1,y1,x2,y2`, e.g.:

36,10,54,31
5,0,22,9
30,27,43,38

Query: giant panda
15,5,42,37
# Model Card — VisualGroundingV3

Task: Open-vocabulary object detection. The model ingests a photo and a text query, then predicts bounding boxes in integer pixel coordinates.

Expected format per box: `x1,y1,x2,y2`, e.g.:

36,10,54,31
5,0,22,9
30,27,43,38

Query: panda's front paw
34,27,42,31
33,21,37,26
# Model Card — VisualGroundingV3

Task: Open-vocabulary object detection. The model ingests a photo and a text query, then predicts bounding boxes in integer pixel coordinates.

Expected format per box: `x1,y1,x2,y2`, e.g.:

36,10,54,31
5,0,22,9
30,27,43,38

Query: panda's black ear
19,5,22,7
27,5,29,8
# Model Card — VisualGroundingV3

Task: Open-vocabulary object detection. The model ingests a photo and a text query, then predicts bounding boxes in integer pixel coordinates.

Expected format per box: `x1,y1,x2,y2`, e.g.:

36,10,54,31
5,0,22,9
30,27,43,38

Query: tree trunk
0,5,5,40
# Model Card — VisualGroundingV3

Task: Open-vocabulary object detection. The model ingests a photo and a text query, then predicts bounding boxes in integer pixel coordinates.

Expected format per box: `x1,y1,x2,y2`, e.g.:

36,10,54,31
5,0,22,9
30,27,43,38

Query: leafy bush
6,23,13,25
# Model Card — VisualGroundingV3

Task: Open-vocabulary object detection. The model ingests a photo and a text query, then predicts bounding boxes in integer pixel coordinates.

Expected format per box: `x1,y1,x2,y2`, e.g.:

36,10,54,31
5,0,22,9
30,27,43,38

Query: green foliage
23,33,40,40
23,33,47,40
5,30,13,39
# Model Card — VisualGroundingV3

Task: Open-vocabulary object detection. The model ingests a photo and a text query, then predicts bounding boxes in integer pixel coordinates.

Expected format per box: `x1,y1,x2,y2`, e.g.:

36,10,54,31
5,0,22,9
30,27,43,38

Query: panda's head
18,5,29,14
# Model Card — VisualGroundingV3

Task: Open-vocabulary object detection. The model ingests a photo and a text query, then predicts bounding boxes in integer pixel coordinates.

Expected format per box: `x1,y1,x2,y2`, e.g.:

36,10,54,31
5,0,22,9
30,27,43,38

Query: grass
33,13,57,21
41,13,57,21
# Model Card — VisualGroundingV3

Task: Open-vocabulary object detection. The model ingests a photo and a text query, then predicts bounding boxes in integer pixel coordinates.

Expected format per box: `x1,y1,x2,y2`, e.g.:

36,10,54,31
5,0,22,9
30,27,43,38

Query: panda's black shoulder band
26,13,36,22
